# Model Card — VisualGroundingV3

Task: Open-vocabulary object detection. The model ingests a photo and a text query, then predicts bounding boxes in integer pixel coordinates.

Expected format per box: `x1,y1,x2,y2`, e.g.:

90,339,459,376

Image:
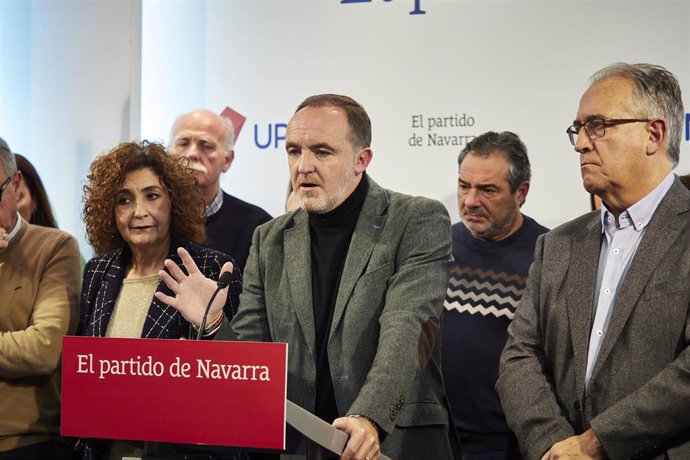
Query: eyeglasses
0,175,11,202
566,118,650,146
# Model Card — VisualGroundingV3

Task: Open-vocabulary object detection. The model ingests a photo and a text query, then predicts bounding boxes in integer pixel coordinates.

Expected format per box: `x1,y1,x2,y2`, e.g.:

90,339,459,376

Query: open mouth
299,182,319,190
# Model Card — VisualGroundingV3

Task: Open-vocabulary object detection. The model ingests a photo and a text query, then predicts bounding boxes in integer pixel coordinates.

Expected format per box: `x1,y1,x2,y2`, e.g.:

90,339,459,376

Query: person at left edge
0,137,81,460
75,141,242,460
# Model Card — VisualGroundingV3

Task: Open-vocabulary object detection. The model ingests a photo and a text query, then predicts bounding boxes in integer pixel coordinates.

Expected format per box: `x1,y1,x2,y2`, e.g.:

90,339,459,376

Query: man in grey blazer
162,94,455,460
496,63,690,460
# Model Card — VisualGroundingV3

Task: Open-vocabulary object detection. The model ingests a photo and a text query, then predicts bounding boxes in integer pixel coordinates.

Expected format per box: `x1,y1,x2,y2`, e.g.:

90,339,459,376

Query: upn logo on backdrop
220,106,287,150
254,123,287,150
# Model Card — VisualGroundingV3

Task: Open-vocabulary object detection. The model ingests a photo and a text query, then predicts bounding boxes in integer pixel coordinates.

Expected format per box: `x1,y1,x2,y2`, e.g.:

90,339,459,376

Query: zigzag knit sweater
441,216,548,453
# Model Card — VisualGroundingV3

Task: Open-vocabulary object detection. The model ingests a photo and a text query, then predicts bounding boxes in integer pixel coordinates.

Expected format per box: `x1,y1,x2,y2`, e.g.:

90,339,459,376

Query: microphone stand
196,271,233,340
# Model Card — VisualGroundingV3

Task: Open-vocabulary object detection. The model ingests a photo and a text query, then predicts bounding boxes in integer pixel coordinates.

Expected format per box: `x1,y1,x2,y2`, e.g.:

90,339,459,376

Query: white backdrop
0,0,141,255
141,0,690,228
2,0,690,255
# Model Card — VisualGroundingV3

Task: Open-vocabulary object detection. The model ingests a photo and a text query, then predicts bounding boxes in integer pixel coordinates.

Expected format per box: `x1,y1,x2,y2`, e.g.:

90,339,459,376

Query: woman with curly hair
76,141,244,460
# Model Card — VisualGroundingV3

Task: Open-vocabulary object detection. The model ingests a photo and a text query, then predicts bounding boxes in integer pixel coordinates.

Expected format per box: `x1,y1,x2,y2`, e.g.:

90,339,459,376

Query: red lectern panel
61,336,287,450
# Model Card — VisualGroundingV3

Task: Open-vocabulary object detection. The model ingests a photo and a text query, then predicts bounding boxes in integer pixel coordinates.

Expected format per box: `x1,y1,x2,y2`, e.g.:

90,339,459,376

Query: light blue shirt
585,172,675,390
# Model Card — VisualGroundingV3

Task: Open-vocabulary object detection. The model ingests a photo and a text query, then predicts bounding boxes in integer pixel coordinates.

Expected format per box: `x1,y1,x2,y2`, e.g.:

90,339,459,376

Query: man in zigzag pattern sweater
442,132,548,460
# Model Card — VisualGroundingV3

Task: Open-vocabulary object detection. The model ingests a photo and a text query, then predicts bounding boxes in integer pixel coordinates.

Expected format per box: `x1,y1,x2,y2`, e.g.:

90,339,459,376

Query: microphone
195,271,233,340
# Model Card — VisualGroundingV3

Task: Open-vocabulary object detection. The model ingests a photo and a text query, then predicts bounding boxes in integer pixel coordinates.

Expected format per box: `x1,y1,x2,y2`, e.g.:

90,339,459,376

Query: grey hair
221,116,235,154
458,131,531,195
169,110,235,157
0,137,17,177
591,62,684,166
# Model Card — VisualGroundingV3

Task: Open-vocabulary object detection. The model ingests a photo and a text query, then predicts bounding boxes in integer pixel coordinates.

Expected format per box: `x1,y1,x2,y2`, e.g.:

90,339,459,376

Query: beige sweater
0,219,81,451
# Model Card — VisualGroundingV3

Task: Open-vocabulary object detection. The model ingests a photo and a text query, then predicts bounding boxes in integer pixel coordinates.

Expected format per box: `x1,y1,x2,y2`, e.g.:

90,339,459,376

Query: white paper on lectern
285,400,393,460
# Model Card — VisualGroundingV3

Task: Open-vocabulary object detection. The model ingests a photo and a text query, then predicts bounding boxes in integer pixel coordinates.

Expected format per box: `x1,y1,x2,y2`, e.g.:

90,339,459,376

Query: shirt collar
7,213,22,241
206,188,224,217
600,171,675,233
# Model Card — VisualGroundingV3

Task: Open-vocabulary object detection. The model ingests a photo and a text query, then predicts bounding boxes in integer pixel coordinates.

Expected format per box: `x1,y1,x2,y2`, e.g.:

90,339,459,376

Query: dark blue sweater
441,216,548,454
205,192,272,273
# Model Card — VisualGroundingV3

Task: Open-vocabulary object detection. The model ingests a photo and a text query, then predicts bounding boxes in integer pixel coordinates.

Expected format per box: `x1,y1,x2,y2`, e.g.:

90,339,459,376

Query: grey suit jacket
228,177,453,458
497,178,690,460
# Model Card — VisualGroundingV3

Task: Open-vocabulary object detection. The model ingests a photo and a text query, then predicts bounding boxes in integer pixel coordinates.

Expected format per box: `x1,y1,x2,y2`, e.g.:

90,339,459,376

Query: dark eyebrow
309,142,335,152
116,185,163,194
574,114,606,124
458,179,498,190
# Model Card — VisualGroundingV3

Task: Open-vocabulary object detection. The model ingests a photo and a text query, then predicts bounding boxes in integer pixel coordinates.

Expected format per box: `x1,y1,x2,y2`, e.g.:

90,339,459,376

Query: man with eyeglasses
0,137,81,459
497,63,690,460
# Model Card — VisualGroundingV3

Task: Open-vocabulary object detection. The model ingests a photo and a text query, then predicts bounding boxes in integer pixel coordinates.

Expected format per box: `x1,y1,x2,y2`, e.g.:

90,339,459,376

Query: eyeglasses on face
566,117,650,146
0,175,11,203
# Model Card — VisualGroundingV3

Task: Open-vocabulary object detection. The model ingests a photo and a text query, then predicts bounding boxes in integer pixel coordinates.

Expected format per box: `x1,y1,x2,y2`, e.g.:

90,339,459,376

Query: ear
354,148,373,174
645,118,667,155
222,150,234,172
11,170,22,193
515,180,530,207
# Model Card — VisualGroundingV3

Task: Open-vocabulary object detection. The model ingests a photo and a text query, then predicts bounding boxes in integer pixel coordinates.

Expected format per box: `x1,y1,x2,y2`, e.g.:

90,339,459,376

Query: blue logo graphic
254,123,287,150
341,0,426,15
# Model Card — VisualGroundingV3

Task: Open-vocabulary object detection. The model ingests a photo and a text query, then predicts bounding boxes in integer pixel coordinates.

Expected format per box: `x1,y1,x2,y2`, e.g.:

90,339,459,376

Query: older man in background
170,109,271,271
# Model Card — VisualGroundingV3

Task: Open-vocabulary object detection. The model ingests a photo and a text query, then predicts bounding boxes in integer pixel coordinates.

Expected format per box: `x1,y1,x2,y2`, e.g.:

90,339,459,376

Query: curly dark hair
83,140,206,255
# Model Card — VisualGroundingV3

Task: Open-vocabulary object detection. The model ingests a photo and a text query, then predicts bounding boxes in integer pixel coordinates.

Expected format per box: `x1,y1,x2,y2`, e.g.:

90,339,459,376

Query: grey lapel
285,210,317,358
330,179,388,338
591,179,690,380
566,213,602,396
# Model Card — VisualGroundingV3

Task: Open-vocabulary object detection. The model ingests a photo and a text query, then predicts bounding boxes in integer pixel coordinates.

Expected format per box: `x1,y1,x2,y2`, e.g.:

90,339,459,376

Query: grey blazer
227,178,453,458
497,178,690,460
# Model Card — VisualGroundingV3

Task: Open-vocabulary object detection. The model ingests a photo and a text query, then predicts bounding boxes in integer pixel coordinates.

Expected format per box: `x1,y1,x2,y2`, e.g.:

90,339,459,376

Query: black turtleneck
308,173,369,425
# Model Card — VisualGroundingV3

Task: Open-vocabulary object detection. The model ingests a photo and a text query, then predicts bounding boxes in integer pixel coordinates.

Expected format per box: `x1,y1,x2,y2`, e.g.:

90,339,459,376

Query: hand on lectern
332,415,380,460
155,246,234,328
